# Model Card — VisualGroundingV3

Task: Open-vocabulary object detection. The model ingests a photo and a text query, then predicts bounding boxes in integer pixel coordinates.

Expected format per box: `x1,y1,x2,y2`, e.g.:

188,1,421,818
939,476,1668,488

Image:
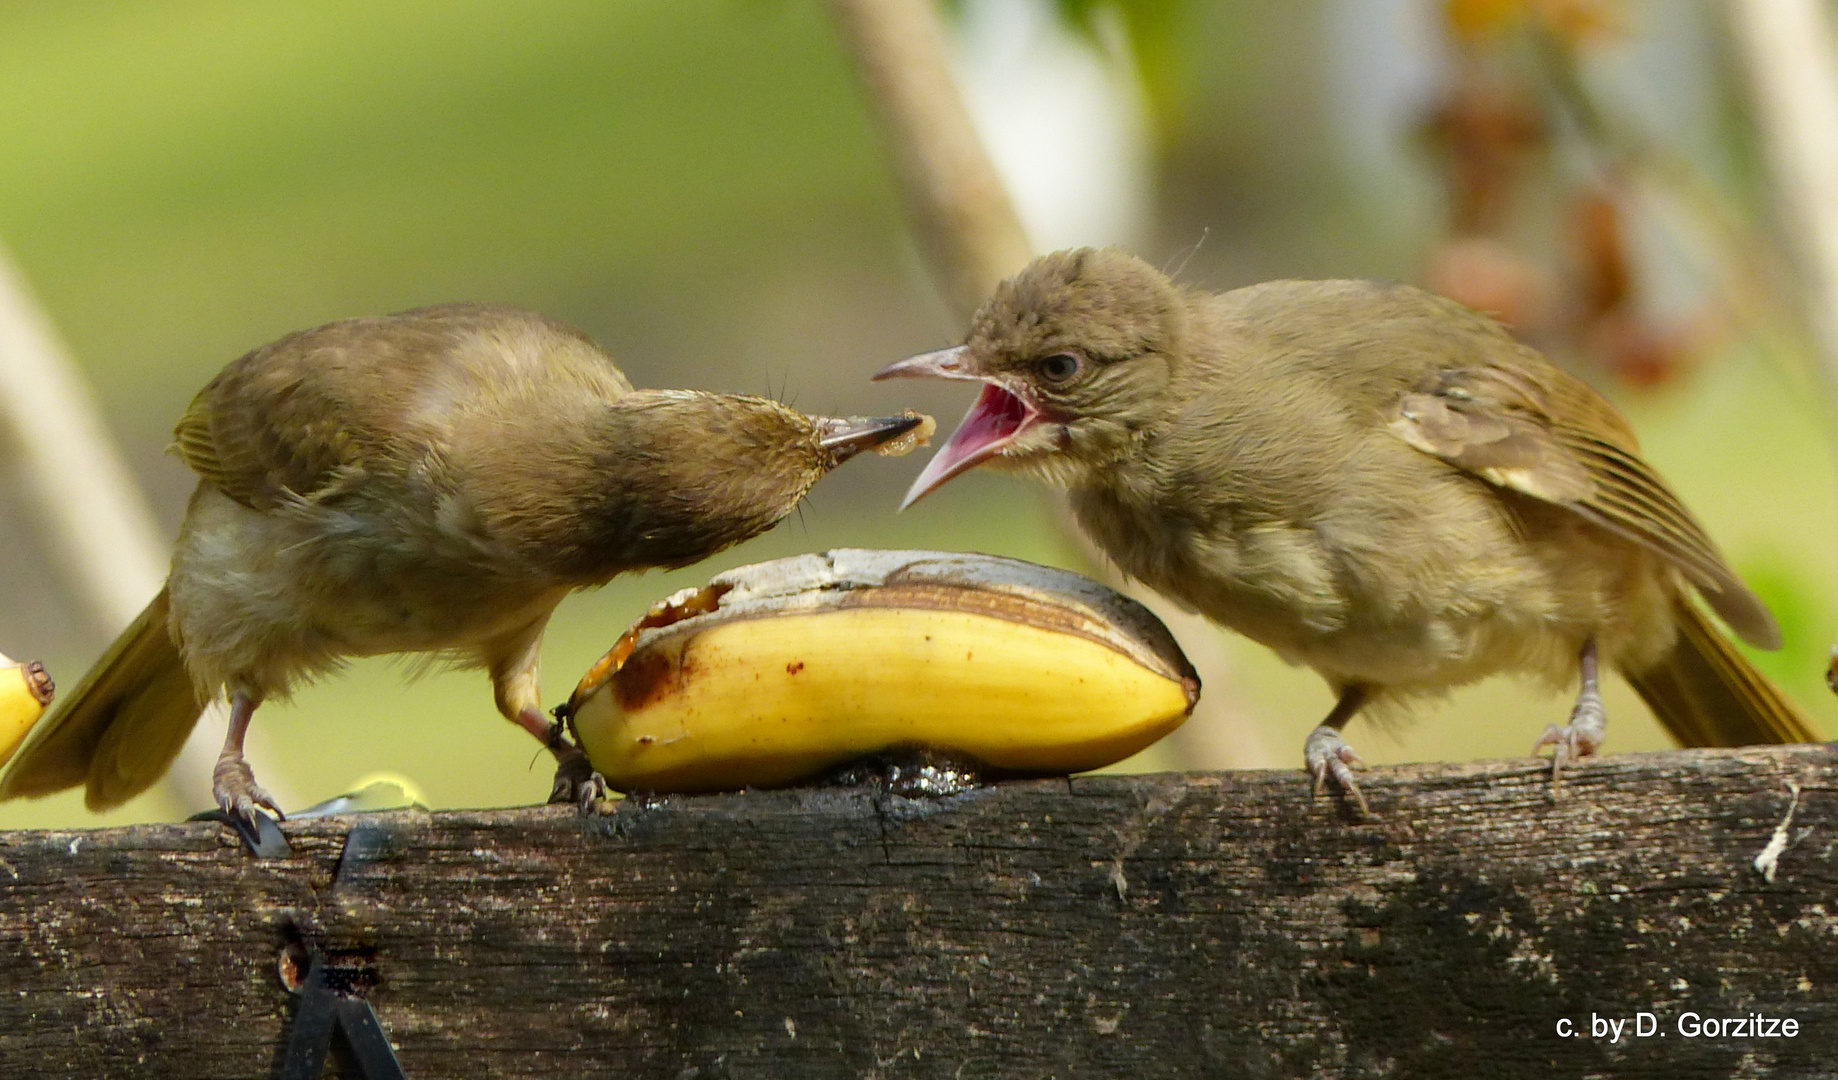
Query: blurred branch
826,0,1279,769
0,244,167,631
826,0,1034,319
0,241,245,812
1730,0,1838,407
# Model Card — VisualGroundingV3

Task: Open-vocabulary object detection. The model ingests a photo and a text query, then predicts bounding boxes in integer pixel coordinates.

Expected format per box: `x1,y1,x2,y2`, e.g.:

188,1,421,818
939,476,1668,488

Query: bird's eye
1037,353,1081,383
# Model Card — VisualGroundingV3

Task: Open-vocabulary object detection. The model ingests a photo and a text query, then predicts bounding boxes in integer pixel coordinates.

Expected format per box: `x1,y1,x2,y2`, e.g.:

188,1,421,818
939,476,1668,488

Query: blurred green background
0,0,1832,830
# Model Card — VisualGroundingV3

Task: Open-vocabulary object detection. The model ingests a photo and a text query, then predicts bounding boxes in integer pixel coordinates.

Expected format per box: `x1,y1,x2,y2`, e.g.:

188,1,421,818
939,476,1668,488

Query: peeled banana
0,651,53,770
564,549,1199,793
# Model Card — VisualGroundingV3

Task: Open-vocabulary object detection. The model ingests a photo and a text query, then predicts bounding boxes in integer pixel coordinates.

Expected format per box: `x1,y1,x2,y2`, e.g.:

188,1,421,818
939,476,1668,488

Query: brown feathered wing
1389,359,1814,745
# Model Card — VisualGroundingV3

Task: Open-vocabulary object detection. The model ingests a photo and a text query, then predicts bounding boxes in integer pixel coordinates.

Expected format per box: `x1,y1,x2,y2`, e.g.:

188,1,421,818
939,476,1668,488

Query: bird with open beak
878,247,1814,814
2,302,924,832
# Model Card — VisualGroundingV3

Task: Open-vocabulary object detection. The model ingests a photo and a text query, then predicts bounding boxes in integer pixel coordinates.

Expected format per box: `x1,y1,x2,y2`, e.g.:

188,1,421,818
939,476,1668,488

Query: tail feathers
1625,596,1818,748
0,587,207,810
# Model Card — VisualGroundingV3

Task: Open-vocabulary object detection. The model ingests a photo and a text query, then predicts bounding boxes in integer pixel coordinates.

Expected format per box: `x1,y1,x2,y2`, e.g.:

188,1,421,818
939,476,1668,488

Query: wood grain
2,746,1836,1078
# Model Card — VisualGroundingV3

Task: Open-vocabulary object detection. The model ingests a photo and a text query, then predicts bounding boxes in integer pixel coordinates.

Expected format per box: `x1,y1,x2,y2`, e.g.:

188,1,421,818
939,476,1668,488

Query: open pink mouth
900,382,1037,509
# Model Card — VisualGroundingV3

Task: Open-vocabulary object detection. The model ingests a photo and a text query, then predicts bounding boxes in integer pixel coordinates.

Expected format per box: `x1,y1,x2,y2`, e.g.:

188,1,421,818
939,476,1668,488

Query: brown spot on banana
0,652,54,769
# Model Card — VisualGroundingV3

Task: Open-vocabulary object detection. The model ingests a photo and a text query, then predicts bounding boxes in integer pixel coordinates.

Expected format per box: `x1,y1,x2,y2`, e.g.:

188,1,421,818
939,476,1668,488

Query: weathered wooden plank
1,746,1835,1078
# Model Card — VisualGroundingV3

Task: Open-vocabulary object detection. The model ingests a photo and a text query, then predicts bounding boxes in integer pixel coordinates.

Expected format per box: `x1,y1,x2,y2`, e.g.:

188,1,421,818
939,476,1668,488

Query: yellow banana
564,549,1199,793
0,651,54,770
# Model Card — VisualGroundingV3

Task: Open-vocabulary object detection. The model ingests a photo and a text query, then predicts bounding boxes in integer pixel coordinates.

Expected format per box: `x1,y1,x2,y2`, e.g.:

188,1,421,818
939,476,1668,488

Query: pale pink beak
873,346,1039,510
872,345,982,383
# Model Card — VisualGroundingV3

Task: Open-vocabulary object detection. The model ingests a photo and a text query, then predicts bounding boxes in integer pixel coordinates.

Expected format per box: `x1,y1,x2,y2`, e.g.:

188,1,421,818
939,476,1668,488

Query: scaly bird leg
1534,637,1607,778
489,615,605,810
1305,684,1372,818
213,690,284,824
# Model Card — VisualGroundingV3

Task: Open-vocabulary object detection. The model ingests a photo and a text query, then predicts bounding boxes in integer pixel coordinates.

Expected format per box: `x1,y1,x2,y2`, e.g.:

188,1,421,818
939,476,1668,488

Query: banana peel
0,651,53,770
564,549,1199,793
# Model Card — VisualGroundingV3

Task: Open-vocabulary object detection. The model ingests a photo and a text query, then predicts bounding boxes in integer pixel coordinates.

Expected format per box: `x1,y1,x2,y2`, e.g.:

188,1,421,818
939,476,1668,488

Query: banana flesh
871,410,935,456
565,549,1199,793
0,651,53,770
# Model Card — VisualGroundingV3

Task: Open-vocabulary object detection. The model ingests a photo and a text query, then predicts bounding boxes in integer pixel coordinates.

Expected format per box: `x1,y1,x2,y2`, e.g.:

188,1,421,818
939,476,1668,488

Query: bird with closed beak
2,302,924,829
878,247,1814,813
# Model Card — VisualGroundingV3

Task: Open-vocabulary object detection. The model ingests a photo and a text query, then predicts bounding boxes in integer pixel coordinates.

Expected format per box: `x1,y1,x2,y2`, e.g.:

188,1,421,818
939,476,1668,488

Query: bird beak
874,345,1041,510
815,413,925,464
903,387,1039,510
872,345,981,383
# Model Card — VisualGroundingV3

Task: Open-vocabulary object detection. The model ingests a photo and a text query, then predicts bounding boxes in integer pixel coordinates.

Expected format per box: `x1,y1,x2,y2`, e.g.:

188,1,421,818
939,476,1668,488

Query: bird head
875,248,1186,508
634,394,925,567
541,393,924,581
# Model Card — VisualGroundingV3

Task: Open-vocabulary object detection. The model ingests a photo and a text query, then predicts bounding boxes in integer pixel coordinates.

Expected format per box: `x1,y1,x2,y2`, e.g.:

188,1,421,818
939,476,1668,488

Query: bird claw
212,756,285,827
548,748,611,813
1304,725,1372,818
1533,692,1607,779
576,772,612,814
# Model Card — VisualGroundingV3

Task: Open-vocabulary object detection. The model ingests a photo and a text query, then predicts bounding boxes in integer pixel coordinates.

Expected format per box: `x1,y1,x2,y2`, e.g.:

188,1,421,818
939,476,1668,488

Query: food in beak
900,383,1036,509
815,411,929,463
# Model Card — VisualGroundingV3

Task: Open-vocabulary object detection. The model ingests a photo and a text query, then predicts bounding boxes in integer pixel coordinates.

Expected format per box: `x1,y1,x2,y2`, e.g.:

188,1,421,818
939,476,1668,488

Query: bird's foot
212,755,285,828
1533,691,1607,779
548,747,612,813
1305,725,1372,818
